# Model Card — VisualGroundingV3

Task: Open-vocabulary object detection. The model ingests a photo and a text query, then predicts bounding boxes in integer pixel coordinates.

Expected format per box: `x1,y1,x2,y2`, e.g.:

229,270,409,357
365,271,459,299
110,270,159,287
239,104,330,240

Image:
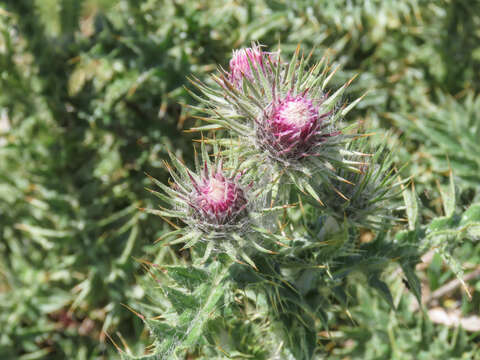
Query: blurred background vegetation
0,0,479,359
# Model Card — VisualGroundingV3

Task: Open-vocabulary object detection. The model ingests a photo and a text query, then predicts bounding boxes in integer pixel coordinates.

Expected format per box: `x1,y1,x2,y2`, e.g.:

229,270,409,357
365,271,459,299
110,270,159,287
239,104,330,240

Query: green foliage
392,91,480,191
329,283,479,360
1,0,479,359
120,260,232,360
0,0,207,357
128,41,474,359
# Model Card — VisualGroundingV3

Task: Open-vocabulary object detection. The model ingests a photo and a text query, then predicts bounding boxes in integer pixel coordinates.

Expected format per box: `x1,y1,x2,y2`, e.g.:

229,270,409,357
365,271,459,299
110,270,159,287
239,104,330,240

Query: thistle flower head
160,155,251,236
229,46,266,87
146,145,284,266
191,168,248,226
257,91,335,162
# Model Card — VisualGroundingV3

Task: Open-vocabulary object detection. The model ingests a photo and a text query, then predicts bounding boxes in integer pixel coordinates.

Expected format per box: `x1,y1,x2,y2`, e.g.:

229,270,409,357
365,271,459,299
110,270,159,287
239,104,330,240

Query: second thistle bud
192,170,248,226
148,148,283,264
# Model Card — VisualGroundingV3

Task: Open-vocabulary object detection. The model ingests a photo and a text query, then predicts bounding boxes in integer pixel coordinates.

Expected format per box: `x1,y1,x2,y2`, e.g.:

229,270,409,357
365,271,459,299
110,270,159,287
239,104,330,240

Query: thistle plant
121,44,467,360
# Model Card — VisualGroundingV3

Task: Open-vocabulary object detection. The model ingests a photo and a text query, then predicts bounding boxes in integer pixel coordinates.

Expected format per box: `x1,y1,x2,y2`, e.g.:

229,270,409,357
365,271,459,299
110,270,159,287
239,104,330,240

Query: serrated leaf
368,275,395,310
163,287,198,313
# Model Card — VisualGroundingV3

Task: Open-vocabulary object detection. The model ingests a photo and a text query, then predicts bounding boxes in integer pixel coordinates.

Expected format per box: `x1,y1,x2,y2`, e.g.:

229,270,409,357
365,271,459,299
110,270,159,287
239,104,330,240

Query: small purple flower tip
229,47,264,87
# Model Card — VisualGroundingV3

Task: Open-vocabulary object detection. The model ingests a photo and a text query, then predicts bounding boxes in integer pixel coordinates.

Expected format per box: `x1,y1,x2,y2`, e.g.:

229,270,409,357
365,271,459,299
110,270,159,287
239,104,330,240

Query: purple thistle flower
190,169,248,226
257,91,335,162
270,93,319,141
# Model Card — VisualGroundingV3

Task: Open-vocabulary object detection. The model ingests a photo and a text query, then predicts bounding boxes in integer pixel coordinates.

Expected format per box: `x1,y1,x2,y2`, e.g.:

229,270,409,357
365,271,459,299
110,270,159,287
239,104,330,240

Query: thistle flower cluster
151,44,382,262
136,44,420,360
187,44,367,206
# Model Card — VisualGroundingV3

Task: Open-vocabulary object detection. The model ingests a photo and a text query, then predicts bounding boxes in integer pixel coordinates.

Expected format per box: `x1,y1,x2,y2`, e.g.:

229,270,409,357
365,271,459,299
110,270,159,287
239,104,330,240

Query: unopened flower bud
192,171,247,225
